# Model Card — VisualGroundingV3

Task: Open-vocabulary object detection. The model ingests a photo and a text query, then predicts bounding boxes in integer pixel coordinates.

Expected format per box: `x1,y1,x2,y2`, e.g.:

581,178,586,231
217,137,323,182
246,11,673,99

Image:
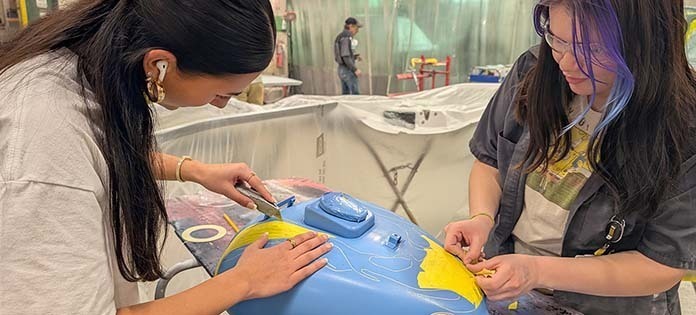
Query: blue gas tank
215,192,489,315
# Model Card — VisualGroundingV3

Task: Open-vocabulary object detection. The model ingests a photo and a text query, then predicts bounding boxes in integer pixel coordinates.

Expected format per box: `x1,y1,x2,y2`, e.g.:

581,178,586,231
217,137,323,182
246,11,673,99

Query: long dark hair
0,0,276,281
516,0,696,218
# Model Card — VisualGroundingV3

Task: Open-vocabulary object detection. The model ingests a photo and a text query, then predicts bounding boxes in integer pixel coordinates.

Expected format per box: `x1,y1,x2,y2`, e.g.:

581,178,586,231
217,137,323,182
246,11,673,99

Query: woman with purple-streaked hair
445,0,696,313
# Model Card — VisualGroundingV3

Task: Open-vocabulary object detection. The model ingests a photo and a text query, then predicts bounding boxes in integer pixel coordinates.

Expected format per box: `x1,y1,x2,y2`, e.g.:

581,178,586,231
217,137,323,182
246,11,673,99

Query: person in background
0,0,331,314
444,0,696,314
334,17,362,95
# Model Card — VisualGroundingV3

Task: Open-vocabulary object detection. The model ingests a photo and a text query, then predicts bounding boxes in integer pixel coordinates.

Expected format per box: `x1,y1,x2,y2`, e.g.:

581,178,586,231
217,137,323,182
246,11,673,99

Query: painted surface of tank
216,192,489,315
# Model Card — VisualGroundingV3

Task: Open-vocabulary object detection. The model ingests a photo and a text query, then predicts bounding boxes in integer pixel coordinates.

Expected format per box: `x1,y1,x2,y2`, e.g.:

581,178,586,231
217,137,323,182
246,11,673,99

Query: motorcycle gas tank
215,192,488,315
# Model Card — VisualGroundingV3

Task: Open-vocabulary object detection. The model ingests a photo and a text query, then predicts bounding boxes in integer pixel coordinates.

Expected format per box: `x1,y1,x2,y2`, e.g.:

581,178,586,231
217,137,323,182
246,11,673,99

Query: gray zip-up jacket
471,46,696,315
334,29,357,72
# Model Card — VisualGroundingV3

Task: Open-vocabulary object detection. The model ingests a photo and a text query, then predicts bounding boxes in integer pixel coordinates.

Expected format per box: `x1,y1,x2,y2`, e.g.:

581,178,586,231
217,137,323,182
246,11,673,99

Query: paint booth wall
287,0,539,96
154,83,500,237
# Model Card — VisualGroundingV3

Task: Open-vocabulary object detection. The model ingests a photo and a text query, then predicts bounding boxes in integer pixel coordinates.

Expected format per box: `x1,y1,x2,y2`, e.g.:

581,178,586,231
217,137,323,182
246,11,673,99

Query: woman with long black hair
0,1,331,314
445,0,696,314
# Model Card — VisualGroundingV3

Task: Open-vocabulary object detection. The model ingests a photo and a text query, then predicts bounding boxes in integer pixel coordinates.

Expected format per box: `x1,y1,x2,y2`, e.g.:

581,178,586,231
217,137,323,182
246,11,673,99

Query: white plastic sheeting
155,83,499,236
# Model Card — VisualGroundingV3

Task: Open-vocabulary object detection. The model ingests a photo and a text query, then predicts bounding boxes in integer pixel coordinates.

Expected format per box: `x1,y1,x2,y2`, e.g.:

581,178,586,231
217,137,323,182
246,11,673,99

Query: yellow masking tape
475,268,496,278
684,271,696,282
181,225,227,243
417,236,484,307
508,300,519,310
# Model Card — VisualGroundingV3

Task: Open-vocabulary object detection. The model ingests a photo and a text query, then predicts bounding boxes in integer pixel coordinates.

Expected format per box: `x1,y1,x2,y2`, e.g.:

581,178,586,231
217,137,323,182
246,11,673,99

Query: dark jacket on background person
334,29,357,72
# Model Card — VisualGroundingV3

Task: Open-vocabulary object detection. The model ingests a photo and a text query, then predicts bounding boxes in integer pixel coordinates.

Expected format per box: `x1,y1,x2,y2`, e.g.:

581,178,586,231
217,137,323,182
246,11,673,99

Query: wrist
533,255,551,289
469,212,495,230
221,267,253,302
181,159,206,184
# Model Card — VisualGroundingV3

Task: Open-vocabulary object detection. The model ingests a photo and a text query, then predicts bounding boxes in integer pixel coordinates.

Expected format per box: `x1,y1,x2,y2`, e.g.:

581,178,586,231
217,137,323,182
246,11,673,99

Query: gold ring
287,238,297,249
245,172,257,182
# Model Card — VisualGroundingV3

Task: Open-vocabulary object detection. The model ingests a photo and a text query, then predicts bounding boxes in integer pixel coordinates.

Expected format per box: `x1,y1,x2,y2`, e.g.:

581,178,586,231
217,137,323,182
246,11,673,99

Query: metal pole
154,259,203,300
389,138,433,211
353,126,420,225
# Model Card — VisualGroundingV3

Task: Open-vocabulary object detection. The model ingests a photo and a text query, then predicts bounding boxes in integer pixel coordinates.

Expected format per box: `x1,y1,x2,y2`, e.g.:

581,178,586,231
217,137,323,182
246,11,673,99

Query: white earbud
156,60,168,82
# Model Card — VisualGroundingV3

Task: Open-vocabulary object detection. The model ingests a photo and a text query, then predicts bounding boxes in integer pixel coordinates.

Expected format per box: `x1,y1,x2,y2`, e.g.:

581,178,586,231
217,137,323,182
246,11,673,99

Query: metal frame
154,259,203,300
353,124,434,226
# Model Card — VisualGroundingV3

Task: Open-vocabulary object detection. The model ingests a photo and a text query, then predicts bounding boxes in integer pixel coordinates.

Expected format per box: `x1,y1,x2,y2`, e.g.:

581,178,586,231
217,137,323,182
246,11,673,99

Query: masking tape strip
684,271,696,282
181,224,227,243
417,236,484,307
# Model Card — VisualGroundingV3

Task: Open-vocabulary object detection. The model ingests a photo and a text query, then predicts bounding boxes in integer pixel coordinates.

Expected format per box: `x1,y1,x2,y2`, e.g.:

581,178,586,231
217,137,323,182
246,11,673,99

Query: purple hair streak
534,0,635,137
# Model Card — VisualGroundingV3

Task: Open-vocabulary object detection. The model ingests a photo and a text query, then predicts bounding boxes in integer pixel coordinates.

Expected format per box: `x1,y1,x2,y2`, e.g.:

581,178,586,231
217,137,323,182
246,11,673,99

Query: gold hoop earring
145,72,165,103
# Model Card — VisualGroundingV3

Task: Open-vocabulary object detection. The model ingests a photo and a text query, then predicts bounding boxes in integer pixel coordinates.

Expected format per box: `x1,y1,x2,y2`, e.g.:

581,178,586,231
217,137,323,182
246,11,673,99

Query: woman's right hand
226,231,332,300
444,216,495,264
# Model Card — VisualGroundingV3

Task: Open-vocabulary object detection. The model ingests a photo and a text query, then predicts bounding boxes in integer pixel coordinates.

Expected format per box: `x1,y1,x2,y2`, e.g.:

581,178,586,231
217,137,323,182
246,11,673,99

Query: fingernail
263,232,269,237
271,197,278,203
326,243,333,248
246,202,257,210
322,234,329,240
322,258,329,263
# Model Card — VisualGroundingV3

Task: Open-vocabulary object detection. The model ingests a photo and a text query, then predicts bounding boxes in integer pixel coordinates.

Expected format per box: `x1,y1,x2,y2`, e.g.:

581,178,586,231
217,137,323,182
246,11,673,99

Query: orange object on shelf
393,55,452,96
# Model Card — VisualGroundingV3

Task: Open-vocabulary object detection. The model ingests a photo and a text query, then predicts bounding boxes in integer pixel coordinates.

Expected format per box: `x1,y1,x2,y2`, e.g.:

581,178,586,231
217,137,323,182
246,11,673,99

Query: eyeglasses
544,24,606,59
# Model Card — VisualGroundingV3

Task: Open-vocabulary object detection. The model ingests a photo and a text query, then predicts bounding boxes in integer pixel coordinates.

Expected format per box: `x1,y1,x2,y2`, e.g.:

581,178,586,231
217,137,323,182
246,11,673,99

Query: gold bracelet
469,212,495,225
176,156,192,182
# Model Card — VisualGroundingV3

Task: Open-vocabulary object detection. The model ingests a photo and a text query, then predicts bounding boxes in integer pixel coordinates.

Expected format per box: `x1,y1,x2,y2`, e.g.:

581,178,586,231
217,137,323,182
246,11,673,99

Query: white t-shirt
0,50,138,314
512,96,602,256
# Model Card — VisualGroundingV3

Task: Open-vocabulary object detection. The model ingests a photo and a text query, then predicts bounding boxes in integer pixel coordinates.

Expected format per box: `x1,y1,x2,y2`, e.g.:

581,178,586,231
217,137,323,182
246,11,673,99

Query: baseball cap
345,17,363,28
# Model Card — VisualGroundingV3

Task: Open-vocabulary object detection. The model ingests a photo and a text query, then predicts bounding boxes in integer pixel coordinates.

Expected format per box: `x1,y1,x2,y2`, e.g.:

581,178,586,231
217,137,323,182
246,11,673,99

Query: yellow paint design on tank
417,236,484,307
215,220,330,275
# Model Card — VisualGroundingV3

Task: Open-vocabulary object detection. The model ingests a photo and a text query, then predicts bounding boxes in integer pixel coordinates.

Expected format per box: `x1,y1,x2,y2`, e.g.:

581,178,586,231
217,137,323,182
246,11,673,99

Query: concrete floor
142,230,696,314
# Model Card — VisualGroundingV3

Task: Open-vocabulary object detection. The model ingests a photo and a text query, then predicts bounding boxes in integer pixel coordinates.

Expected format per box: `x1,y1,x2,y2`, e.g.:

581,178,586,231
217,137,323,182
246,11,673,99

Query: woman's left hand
192,162,276,209
467,254,540,301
